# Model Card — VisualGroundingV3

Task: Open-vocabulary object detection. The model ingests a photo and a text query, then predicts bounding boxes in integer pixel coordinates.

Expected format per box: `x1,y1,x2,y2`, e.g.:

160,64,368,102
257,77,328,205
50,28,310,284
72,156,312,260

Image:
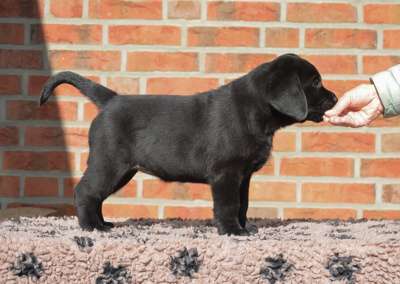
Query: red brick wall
1,0,400,220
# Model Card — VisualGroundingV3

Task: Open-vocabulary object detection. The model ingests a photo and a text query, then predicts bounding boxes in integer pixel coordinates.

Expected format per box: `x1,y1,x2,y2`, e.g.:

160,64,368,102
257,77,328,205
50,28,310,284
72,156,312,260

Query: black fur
40,54,337,235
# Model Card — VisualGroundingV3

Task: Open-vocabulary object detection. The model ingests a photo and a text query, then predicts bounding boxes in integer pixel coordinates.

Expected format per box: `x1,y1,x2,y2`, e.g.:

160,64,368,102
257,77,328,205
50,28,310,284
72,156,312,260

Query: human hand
323,84,384,127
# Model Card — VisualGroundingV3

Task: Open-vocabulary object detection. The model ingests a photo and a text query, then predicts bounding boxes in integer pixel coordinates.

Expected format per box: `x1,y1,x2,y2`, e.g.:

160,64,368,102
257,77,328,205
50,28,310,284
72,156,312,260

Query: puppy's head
265,54,337,123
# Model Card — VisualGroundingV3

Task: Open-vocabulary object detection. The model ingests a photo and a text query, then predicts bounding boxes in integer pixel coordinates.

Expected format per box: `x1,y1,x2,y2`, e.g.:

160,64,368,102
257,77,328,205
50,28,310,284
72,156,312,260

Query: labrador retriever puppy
40,53,337,235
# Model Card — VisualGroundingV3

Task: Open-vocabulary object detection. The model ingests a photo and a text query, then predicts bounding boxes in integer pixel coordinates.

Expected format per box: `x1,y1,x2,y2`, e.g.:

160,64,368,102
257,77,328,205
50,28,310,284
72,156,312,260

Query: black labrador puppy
40,54,337,235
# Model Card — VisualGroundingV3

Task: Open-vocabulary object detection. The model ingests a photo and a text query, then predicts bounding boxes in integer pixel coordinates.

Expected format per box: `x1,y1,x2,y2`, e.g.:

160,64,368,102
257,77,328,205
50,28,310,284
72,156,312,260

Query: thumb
325,94,351,117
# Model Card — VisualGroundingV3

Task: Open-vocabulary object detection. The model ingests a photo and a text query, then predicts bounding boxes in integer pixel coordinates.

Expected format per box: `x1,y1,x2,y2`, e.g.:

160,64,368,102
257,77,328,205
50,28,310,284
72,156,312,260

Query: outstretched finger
327,112,367,128
324,93,351,117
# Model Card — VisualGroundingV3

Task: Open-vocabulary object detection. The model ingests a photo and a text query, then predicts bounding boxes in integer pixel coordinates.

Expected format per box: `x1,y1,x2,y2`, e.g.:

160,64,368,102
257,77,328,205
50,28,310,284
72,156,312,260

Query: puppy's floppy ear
267,72,308,121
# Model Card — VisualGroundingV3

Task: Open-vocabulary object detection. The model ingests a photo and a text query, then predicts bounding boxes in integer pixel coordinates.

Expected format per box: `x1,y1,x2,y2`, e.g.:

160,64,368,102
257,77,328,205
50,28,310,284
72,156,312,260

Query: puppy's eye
312,78,322,88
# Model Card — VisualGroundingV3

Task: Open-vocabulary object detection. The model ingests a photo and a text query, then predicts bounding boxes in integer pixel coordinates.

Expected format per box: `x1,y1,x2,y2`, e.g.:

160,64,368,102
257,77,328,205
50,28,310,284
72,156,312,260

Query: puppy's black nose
332,94,338,104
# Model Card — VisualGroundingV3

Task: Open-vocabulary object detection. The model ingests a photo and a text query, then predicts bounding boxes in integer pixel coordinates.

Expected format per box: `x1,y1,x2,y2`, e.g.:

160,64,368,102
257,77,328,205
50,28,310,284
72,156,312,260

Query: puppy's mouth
307,111,324,122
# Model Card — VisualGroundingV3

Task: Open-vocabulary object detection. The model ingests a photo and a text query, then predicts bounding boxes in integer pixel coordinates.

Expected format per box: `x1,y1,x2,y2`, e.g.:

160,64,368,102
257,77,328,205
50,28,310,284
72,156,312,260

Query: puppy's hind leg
74,169,108,231
98,168,137,228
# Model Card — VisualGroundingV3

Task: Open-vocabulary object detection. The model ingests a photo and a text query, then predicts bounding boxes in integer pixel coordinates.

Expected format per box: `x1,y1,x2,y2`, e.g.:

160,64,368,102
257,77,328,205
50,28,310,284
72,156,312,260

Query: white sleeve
370,64,400,117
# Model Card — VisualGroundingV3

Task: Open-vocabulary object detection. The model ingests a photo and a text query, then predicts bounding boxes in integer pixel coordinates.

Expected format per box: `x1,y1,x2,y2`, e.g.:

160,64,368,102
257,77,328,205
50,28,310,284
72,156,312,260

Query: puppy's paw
245,223,258,235
103,221,114,228
217,225,249,236
95,223,112,232
80,224,95,232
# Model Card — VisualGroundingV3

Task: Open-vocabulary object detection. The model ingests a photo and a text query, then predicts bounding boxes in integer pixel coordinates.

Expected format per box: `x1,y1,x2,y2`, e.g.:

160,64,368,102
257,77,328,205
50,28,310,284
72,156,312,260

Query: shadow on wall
0,0,74,215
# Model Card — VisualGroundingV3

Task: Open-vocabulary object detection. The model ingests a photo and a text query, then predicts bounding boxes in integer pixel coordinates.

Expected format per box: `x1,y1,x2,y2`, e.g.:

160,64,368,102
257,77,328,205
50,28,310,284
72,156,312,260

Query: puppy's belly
134,165,207,184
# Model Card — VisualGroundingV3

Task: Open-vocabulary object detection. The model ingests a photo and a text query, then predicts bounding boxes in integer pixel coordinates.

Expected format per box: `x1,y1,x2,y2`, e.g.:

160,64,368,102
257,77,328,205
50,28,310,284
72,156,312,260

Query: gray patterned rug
0,217,399,283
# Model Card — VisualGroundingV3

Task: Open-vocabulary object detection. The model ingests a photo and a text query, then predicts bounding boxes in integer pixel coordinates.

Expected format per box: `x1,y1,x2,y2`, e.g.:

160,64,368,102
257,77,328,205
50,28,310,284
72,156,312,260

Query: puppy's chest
246,136,273,172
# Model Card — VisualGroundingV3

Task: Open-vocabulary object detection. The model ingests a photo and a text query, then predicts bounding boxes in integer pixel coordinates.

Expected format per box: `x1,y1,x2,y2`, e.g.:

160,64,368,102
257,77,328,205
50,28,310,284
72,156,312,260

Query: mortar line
58,177,64,197
18,126,24,146
120,50,127,72
296,181,301,203
354,158,360,178
24,23,30,45
201,0,207,21
139,77,147,94
19,175,25,197
102,24,108,46
82,0,89,18
376,183,383,205
44,0,50,17
162,0,168,20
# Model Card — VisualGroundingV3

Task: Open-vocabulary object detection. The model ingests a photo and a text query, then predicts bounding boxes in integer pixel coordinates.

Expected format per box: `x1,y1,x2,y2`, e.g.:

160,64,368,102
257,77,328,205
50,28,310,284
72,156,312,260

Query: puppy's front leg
238,175,258,234
210,172,248,236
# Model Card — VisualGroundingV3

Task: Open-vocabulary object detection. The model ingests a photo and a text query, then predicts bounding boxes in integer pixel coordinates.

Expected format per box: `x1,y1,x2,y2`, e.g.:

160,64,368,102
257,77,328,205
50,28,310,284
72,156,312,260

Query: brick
369,116,400,127
0,176,20,197
49,51,121,71
273,131,296,152
51,0,82,18
323,80,367,97
107,77,139,94
249,181,296,202
363,56,400,74
127,52,198,72
7,101,78,121
109,25,180,45
24,177,58,197
208,1,279,21
280,157,353,177
25,127,89,147
247,207,277,219
143,180,211,200
114,181,137,198
382,184,400,204
295,120,332,128
31,24,102,44
147,77,219,95
364,4,400,24
382,133,400,152
28,75,100,97
102,204,158,218
0,0,44,18
302,183,375,204
188,27,259,47
255,157,274,175
361,159,400,178
84,102,98,121
302,132,375,153
0,75,21,95
164,206,213,219
284,208,357,220
6,203,75,216
0,127,19,146
3,151,74,171
205,53,275,73
287,3,356,23
383,30,400,49
168,0,200,19
265,28,299,48
0,50,42,69
363,210,400,220
0,24,24,44
89,0,162,19
305,29,376,49
302,55,357,74
64,177,79,197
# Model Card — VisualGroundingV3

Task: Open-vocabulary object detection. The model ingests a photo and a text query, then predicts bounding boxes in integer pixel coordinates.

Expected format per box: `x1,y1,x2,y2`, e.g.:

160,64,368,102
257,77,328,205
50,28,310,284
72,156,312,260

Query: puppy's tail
39,71,117,109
